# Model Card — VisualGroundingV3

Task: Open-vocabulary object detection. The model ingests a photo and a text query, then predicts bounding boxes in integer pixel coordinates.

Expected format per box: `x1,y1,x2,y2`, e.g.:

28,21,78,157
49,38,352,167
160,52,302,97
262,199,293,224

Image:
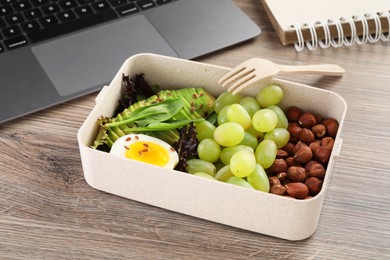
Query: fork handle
277,64,345,76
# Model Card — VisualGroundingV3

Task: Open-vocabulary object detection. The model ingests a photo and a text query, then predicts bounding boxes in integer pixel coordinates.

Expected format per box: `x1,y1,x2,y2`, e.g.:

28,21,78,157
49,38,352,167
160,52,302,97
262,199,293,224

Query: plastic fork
218,58,345,94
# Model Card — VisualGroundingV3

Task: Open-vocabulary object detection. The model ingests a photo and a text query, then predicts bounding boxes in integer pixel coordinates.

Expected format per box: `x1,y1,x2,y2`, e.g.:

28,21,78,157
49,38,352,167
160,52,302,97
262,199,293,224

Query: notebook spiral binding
291,10,390,52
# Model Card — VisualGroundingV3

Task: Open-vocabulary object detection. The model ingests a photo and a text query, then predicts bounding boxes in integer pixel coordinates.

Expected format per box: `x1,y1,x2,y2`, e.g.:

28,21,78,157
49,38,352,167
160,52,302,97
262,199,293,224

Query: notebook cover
262,0,390,45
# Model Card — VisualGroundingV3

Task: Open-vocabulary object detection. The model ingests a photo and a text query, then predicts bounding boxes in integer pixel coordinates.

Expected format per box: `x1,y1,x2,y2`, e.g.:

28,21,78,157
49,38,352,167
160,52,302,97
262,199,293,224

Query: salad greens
92,74,216,152
105,99,185,128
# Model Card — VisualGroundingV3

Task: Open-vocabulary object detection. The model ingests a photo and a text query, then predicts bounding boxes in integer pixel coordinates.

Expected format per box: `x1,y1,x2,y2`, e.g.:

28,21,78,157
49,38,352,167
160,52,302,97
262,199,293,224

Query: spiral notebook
262,0,390,51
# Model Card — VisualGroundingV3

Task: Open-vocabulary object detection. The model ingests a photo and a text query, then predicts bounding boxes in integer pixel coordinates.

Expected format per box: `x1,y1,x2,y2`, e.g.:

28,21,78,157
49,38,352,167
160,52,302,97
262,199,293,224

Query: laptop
0,0,261,124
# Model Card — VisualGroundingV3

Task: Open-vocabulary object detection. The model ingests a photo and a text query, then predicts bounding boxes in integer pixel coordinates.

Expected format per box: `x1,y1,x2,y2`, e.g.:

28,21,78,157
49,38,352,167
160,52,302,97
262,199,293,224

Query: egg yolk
125,141,170,166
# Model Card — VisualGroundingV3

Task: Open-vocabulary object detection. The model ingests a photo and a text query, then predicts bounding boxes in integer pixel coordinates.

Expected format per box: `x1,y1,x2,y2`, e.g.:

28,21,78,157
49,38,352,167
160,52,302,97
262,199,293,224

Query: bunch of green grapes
187,84,290,192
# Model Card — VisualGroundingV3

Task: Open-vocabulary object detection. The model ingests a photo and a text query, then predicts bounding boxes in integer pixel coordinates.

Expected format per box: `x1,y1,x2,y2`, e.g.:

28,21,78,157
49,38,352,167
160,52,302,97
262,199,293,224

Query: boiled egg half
110,134,179,169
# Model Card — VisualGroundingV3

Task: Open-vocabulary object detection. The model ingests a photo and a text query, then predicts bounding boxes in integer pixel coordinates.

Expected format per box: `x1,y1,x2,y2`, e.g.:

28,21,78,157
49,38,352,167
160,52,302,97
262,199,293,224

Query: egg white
109,134,179,169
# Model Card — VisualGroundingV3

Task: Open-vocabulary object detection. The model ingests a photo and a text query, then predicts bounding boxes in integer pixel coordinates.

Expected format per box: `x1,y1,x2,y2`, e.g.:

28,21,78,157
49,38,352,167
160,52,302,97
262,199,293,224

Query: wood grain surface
1,1,389,259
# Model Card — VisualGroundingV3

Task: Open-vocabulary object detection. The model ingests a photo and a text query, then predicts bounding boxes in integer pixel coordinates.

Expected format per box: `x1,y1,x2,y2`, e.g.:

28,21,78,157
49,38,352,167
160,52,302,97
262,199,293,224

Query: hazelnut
285,156,300,167
309,140,321,156
314,114,323,124
276,172,287,183
307,163,326,180
269,159,288,174
293,141,308,154
321,137,335,150
282,142,295,155
315,146,331,164
289,121,301,127
298,112,317,128
286,106,303,122
287,166,307,182
288,123,302,143
323,118,339,138
305,160,320,172
276,149,289,159
312,124,326,138
299,128,315,144
270,184,286,196
294,145,313,164
269,176,281,186
285,182,309,199
305,177,323,196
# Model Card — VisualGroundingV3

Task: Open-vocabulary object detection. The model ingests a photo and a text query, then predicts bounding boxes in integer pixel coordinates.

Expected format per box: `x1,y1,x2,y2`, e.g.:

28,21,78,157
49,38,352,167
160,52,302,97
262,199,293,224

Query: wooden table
1,1,389,259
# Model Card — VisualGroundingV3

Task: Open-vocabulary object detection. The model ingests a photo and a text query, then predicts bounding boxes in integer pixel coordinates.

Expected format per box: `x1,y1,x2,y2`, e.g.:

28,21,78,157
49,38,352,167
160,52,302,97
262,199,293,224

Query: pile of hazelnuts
267,106,339,199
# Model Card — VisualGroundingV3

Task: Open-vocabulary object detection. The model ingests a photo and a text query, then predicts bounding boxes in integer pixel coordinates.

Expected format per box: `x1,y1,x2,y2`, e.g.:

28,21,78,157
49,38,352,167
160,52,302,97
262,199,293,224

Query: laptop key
30,0,50,6
92,1,111,12
5,14,25,25
58,10,77,22
77,0,95,4
59,0,78,10
109,0,128,6
39,15,59,28
3,25,22,38
4,35,28,50
156,0,172,5
28,9,118,43
42,3,61,15
21,21,41,33
136,0,156,10
24,8,43,20
0,0,12,5
13,1,32,12
116,3,139,16
75,5,94,16
0,6,13,16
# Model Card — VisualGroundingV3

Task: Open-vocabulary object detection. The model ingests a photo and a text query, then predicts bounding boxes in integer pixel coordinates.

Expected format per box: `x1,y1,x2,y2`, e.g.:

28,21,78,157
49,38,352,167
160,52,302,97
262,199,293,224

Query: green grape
220,145,254,165
263,128,290,149
247,164,270,192
194,172,217,180
196,120,216,141
217,106,229,125
197,139,221,163
214,122,245,147
214,164,234,182
267,105,288,129
246,125,264,139
238,131,258,150
256,84,284,108
239,96,260,117
230,150,256,178
252,109,278,132
214,162,226,172
187,159,216,176
214,92,242,113
226,176,254,190
255,139,277,169
226,104,252,129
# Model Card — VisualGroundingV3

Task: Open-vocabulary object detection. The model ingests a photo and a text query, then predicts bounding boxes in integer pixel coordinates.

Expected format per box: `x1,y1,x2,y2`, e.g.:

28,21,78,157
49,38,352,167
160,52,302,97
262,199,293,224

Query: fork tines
218,66,257,94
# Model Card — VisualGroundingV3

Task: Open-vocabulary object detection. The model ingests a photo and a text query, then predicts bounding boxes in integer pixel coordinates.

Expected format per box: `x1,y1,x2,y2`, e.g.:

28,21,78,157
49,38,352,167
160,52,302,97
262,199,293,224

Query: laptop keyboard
0,0,176,53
